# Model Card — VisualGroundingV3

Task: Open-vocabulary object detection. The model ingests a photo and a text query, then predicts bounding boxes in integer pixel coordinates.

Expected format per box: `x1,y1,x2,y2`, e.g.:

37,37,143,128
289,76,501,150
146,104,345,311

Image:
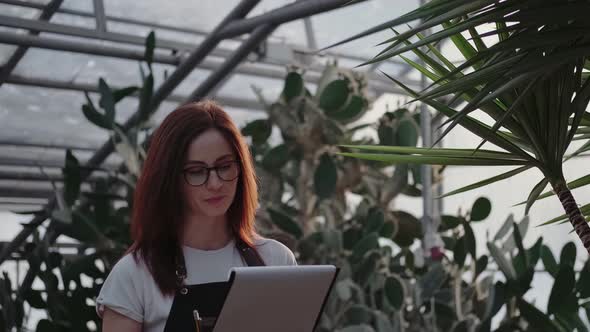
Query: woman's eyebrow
185,154,234,165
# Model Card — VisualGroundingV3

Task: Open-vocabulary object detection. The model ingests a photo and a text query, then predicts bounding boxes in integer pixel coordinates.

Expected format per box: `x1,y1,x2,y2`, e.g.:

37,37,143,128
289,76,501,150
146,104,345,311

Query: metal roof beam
0,0,219,38
92,0,107,34
216,0,366,39
3,75,265,111
0,0,63,87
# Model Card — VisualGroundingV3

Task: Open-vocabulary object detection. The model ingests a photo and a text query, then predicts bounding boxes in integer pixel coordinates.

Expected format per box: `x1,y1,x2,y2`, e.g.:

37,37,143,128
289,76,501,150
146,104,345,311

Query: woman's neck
180,213,232,250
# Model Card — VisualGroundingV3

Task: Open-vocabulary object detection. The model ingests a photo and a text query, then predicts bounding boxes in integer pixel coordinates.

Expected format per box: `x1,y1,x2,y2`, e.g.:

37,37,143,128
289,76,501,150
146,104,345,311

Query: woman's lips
204,196,225,204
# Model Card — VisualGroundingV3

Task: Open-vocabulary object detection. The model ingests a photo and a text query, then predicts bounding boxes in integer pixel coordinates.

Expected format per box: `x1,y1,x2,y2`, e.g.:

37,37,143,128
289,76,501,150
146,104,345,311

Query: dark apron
163,238,265,332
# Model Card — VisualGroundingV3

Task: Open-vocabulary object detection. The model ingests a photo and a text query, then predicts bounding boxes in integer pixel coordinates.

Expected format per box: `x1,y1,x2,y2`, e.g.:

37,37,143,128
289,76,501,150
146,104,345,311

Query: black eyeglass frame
182,160,240,187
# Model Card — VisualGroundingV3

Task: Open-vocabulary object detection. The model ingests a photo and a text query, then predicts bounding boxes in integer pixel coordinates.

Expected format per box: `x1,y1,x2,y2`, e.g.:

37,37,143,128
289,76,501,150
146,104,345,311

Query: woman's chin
197,204,231,218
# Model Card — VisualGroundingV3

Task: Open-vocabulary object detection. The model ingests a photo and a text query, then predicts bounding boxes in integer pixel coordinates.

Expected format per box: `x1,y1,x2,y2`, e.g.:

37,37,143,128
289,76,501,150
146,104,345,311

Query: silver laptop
213,265,339,332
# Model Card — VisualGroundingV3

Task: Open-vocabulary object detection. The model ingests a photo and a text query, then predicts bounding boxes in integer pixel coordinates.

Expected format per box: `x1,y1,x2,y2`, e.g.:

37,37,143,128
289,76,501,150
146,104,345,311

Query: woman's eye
187,169,206,176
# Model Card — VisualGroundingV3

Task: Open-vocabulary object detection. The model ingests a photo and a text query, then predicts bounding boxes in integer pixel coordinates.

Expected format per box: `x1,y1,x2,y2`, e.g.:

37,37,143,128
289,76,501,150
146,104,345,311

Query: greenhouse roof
0,0,422,212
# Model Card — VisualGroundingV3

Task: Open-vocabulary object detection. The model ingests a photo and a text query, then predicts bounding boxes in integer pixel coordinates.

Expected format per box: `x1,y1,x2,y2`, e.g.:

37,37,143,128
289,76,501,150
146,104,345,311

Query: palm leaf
515,174,590,206
382,72,536,162
336,152,528,166
340,145,526,160
539,202,590,226
438,165,532,198
525,178,549,215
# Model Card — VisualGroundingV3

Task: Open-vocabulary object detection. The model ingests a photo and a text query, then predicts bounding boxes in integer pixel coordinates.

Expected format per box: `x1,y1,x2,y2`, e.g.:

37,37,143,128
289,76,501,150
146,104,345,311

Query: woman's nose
206,170,223,190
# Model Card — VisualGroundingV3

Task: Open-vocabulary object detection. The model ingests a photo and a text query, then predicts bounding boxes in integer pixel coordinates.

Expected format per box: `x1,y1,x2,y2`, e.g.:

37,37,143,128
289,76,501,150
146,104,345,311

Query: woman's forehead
185,129,235,162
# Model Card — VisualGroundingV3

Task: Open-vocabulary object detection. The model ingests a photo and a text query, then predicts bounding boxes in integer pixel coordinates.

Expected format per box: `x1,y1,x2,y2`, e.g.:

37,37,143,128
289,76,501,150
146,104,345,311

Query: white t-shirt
96,237,296,332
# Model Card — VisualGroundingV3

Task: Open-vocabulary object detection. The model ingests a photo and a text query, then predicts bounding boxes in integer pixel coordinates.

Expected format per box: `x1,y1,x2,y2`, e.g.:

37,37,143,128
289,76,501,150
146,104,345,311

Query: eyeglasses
182,160,240,186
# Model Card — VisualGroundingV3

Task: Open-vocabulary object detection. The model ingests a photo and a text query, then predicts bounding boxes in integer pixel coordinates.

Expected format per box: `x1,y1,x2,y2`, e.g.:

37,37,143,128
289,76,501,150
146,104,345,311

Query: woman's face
181,128,240,218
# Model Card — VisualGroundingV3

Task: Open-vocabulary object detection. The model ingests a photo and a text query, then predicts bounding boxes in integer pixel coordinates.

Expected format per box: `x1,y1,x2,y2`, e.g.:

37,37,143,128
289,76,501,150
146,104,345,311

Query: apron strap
235,238,266,267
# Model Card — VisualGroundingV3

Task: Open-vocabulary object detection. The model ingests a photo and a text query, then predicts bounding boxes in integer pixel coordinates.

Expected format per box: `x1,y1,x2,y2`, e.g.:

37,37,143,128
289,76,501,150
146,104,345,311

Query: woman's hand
101,308,142,332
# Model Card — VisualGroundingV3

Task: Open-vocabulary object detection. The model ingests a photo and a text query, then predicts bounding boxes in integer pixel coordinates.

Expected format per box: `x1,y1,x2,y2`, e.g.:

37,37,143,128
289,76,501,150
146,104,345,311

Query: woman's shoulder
252,236,297,266
108,251,151,279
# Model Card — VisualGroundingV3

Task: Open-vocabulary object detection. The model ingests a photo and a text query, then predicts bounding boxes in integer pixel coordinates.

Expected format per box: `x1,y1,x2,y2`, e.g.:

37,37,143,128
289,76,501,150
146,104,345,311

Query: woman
97,100,297,332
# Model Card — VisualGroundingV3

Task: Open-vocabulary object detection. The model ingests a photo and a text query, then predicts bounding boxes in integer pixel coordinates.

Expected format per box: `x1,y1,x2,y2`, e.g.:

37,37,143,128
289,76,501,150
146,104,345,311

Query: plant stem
453,266,464,320
553,179,590,255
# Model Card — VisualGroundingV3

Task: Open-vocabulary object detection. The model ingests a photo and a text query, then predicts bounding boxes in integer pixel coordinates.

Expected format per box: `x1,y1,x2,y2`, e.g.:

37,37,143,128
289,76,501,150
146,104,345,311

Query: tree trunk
554,181,590,255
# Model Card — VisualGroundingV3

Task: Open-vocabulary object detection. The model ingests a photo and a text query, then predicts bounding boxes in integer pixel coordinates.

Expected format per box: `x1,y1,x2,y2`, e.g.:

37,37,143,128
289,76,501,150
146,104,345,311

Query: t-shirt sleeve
95,254,144,322
256,239,297,266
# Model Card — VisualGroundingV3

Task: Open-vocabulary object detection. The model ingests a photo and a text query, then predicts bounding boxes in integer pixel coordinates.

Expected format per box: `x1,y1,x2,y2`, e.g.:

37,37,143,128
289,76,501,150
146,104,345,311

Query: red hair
127,100,259,295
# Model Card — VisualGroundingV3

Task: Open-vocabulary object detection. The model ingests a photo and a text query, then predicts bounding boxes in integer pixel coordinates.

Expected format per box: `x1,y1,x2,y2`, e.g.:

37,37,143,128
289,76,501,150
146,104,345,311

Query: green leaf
262,144,290,172
112,86,139,103
379,221,395,238
319,80,350,112
24,290,46,309
282,72,304,103
319,0,459,50
112,127,141,176
81,92,111,129
345,305,373,325
512,222,528,274
330,95,366,123
351,232,379,262
335,279,354,301
470,197,491,222
439,215,464,231
381,73,534,161
98,78,116,125
515,174,590,205
314,153,338,200
541,245,559,277
365,208,385,234
538,202,590,226
392,210,421,247
51,209,72,224
524,178,549,215
343,227,363,250
63,150,81,206
36,319,55,332
577,260,590,299
527,237,543,269
138,74,154,124
338,152,527,166
518,299,561,332
384,276,405,310
242,119,272,145
268,207,302,239
560,242,576,268
463,222,476,259
438,166,531,198
547,265,576,315
502,216,529,252
337,325,376,332
144,31,155,67
402,184,422,197
374,311,394,332
487,241,516,280
453,236,466,267
397,119,419,147
420,263,447,301
340,144,526,160
378,123,395,146
354,251,380,286
475,255,488,278
46,252,63,270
